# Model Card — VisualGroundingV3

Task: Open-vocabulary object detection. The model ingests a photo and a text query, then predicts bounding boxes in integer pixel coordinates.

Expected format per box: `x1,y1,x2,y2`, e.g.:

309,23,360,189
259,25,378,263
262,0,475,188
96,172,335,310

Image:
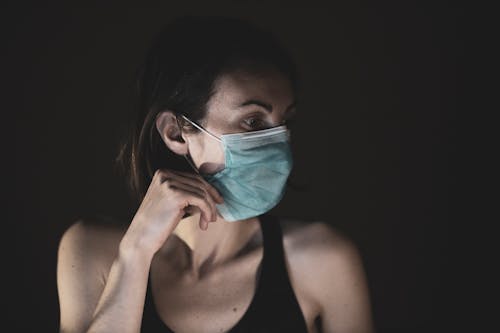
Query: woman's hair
115,15,301,206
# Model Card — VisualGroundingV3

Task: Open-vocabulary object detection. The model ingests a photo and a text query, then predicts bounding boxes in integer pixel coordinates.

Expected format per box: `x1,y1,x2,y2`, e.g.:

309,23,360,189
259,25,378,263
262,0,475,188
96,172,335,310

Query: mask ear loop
177,114,224,175
175,115,202,175
180,115,222,142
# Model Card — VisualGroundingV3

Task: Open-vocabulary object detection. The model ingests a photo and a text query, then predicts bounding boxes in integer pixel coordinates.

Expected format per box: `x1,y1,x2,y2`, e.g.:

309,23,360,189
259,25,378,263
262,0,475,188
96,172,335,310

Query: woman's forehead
209,69,295,111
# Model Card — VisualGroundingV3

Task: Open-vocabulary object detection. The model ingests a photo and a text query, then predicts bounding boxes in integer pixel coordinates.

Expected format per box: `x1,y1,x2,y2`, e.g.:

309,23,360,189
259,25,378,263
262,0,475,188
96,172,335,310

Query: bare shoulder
58,215,128,280
278,216,365,281
278,216,358,257
57,216,130,332
278,217,376,332
59,215,127,254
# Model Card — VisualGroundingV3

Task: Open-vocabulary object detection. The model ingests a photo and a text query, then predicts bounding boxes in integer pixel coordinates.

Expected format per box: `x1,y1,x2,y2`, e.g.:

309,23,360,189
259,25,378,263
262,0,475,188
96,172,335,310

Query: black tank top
141,213,309,332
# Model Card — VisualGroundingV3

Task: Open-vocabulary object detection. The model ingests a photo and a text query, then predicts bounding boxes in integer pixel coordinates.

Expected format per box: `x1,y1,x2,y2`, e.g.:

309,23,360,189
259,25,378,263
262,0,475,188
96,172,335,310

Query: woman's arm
57,170,222,333
57,220,152,333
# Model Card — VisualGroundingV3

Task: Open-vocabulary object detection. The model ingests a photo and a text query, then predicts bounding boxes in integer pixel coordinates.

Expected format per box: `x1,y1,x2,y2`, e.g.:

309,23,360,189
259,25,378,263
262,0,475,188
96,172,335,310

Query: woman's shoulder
277,216,357,255
277,216,375,332
61,214,128,246
277,216,365,291
58,215,129,272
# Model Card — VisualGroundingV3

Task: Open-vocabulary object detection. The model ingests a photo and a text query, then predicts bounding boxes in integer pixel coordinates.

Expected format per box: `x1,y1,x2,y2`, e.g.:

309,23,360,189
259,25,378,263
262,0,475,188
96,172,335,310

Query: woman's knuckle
175,199,187,210
161,180,173,191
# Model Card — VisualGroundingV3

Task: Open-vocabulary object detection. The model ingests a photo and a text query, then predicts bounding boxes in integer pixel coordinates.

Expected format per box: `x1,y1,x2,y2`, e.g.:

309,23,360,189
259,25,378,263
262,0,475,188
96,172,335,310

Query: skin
57,68,376,333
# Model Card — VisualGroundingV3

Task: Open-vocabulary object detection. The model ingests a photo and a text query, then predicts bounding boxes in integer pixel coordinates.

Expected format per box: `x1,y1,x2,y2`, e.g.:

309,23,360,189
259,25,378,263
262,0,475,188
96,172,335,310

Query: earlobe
155,111,189,155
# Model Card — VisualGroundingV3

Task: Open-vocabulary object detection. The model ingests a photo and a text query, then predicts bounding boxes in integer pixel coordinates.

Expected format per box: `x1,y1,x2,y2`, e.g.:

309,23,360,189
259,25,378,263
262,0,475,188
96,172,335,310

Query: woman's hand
120,168,224,259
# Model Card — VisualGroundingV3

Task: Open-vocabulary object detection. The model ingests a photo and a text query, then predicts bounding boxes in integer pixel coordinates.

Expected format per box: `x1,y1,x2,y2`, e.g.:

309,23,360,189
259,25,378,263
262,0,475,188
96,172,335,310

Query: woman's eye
242,114,296,130
243,117,265,129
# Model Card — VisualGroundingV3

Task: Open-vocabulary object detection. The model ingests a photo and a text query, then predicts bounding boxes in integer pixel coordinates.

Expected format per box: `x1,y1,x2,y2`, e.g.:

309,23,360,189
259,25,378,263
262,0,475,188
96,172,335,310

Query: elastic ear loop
180,115,222,142
173,115,199,175
176,114,221,175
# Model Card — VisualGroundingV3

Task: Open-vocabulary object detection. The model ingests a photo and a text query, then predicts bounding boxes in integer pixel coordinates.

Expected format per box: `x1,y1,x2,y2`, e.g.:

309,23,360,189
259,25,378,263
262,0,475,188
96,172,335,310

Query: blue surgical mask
180,115,293,222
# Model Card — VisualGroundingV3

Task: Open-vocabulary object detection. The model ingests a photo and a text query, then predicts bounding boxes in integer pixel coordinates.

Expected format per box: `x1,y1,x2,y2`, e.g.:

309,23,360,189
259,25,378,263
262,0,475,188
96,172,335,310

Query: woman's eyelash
243,117,265,128
243,116,264,127
242,116,296,130
242,108,298,127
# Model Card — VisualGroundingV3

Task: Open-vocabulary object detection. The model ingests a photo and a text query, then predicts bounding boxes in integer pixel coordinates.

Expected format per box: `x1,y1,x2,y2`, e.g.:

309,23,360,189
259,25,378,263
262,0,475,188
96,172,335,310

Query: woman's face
184,68,297,175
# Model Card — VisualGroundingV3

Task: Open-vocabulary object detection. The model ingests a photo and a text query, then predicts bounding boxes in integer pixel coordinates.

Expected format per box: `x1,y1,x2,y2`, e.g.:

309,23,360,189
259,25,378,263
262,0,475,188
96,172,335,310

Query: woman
57,15,376,333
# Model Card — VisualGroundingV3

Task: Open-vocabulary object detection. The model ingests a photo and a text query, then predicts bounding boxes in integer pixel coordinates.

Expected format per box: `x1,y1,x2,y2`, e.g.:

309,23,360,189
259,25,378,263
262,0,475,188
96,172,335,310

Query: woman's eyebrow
237,99,297,113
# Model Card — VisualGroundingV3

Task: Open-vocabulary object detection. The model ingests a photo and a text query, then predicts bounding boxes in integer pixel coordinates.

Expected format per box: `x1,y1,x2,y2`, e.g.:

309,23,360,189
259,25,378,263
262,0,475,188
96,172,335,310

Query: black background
6,1,461,332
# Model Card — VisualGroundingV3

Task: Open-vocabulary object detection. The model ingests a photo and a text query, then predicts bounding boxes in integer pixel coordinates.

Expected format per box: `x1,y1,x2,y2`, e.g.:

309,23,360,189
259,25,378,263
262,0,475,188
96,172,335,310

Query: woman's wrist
118,235,155,267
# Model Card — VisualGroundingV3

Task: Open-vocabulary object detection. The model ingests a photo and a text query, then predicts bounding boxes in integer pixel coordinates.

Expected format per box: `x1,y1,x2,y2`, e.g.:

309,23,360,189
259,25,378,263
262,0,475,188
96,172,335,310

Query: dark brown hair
115,15,301,206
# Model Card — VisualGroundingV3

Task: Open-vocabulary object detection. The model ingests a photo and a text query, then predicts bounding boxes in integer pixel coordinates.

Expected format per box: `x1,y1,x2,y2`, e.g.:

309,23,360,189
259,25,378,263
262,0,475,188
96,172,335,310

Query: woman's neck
165,212,260,279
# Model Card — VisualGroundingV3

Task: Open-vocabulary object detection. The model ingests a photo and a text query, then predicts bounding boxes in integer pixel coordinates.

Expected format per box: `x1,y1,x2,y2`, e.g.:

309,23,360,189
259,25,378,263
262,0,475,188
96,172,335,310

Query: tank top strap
256,213,291,287
142,270,174,332
229,213,308,332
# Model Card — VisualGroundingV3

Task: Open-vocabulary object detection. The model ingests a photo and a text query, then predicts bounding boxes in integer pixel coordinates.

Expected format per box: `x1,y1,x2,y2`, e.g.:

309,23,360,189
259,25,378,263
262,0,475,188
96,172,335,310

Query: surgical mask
180,114,293,222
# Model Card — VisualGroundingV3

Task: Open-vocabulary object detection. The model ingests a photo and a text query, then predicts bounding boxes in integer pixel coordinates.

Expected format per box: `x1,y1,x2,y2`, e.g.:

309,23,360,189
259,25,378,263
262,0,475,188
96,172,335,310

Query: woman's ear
155,111,188,155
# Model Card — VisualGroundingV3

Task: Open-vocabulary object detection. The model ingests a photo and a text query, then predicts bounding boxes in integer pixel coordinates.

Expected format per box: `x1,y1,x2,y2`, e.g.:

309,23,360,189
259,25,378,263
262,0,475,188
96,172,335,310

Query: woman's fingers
199,218,208,230
166,180,217,222
169,170,224,204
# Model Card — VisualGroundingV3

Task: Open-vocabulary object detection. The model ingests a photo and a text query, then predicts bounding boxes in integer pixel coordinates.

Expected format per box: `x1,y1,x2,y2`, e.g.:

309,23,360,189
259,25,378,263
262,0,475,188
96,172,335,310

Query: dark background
6,1,461,332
